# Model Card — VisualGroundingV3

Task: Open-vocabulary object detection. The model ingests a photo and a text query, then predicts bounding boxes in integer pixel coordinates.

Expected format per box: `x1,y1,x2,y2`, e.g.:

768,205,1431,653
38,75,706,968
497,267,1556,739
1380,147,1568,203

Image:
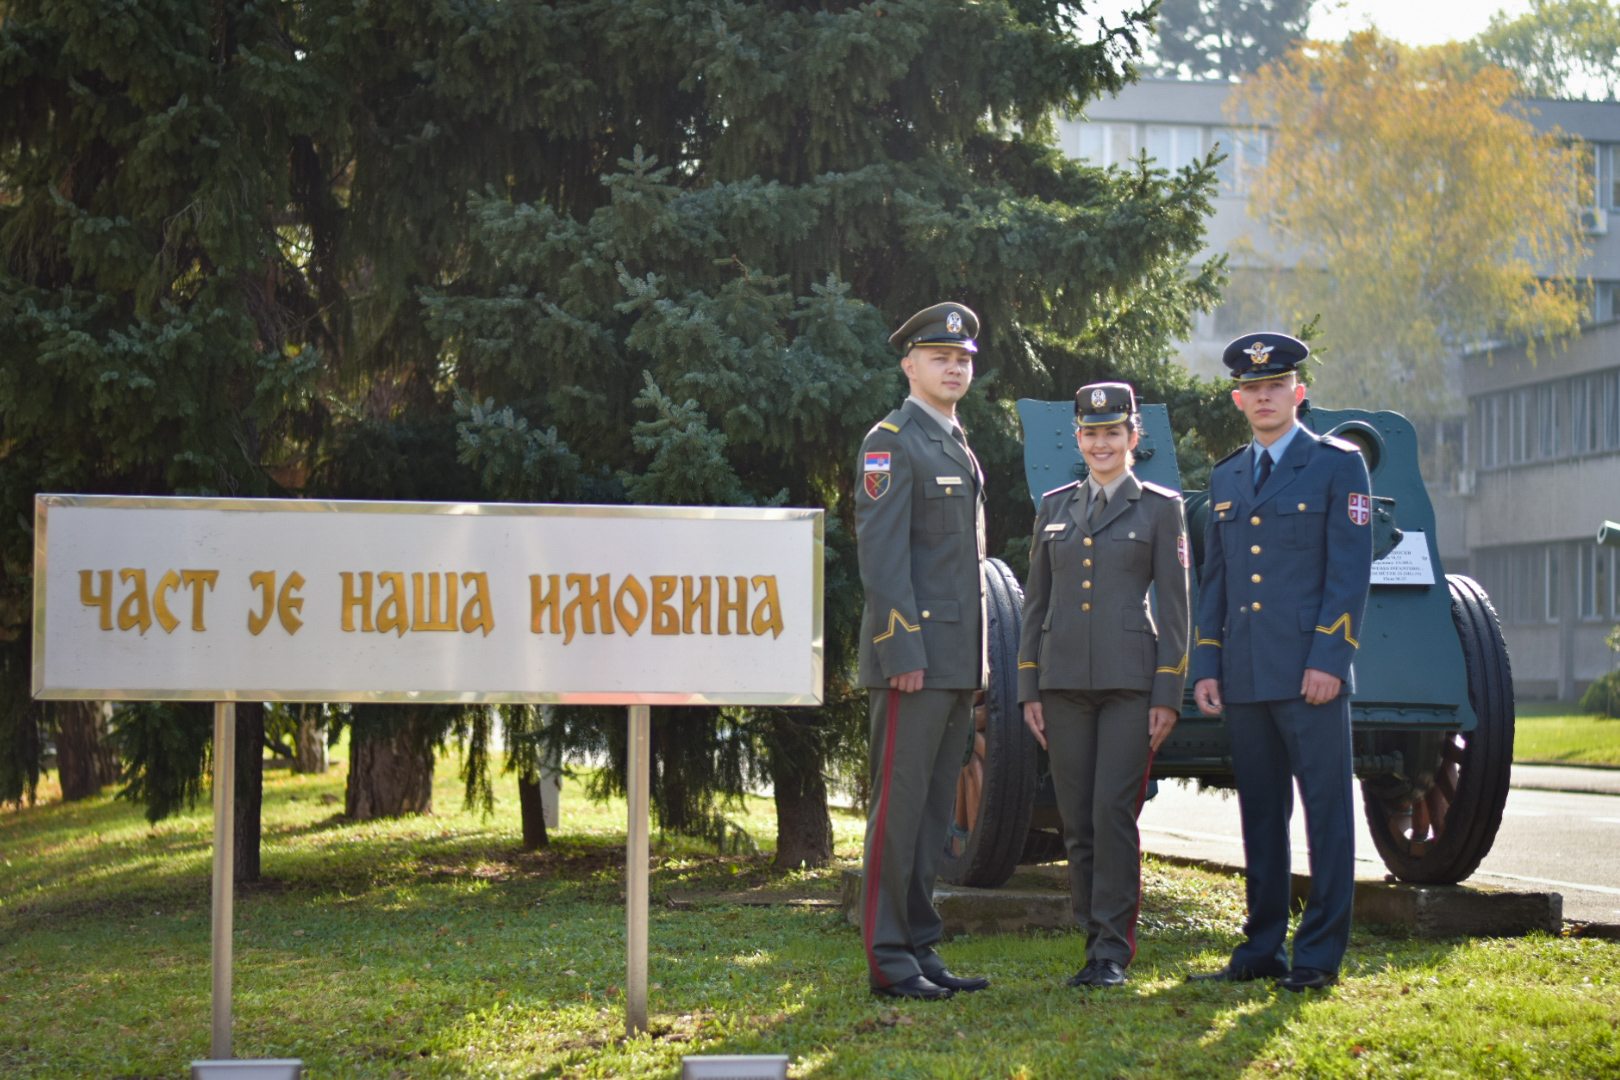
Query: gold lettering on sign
278,572,306,634
460,572,495,636
182,570,218,630
341,572,374,632
411,572,459,631
530,574,562,634
524,572,785,643
376,572,408,636
563,573,613,645
681,576,712,635
650,576,679,635
614,576,647,636
118,569,152,634
248,572,275,636
751,575,784,639
716,575,749,636
153,570,183,633
80,570,113,630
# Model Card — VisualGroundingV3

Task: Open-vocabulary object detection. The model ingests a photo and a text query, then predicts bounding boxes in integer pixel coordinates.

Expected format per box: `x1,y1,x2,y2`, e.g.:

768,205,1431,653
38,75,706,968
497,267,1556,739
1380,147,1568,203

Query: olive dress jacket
855,400,987,690
1016,474,1191,710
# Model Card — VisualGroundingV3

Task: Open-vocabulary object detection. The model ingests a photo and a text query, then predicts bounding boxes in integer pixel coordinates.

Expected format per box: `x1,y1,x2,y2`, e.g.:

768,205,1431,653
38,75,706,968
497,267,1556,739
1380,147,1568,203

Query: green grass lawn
1513,707,1620,766
3,756,1618,1079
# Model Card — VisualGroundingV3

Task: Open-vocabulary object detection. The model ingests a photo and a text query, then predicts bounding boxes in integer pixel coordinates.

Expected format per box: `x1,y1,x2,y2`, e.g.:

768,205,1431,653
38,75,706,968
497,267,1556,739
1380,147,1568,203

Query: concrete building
1059,80,1620,698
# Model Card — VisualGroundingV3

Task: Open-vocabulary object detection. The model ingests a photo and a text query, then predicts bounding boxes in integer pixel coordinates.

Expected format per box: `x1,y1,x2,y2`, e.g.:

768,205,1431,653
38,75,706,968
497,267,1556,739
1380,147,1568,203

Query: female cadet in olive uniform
1017,382,1191,988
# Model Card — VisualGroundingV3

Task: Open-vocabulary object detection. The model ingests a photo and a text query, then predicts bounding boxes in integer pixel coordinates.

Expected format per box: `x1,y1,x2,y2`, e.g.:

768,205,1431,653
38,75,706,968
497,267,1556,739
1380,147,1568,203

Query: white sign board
33,496,823,705
1370,528,1436,586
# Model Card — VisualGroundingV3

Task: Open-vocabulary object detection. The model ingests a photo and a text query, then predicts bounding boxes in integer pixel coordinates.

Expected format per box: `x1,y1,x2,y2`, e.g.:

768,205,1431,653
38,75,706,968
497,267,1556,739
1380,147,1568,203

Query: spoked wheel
1362,575,1515,883
939,558,1038,888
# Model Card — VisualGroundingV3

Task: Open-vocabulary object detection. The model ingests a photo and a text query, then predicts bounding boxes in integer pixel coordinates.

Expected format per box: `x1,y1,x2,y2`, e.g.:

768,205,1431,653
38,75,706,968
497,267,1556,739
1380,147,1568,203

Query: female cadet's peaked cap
1222,331,1309,381
889,302,979,353
1074,381,1136,426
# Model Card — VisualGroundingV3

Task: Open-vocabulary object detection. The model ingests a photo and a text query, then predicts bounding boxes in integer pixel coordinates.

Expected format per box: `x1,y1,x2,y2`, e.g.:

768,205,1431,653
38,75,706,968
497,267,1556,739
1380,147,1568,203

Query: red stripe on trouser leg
1125,749,1156,964
862,689,902,987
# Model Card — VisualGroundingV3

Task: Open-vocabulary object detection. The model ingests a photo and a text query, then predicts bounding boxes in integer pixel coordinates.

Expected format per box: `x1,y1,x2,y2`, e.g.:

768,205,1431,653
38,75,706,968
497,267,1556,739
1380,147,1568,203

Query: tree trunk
771,745,833,870
234,702,264,883
346,711,434,819
293,705,327,774
56,701,116,801
517,775,549,850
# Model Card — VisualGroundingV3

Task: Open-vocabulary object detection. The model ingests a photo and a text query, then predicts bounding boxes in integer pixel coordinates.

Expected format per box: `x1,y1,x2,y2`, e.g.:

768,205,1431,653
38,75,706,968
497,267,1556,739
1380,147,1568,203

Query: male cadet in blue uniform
854,302,990,1001
1188,332,1373,993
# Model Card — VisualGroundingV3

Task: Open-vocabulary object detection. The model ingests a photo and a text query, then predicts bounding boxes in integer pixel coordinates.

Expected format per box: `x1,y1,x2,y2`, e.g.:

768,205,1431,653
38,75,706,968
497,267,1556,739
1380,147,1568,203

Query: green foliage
1470,0,1620,100
1154,0,1312,80
0,0,1238,839
106,702,212,823
1579,669,1620,717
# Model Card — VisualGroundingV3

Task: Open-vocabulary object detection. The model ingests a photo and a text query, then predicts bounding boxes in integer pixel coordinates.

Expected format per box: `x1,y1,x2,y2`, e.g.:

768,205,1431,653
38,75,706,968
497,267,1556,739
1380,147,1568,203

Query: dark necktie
1089,487,1106,523
1255,448,1273,490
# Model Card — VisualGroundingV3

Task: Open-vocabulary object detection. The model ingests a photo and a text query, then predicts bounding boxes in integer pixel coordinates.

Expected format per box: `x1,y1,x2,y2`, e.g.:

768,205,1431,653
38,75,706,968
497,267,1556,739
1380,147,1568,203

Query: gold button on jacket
1016,473,1191,709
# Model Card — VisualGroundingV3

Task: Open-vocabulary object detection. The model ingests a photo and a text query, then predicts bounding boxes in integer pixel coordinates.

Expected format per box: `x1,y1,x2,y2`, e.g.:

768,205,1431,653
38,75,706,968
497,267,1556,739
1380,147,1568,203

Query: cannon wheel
938,557,1038,888
1363,575,1515,884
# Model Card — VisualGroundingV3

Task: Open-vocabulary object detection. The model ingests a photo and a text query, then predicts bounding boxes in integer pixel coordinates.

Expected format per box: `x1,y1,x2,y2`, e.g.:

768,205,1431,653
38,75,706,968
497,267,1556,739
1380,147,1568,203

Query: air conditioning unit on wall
1581,206,1609,235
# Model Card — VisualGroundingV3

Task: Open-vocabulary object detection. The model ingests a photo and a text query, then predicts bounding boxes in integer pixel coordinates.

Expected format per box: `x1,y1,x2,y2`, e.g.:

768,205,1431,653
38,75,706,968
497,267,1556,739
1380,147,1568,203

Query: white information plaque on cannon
1370,529,1436,586
33,495,823,706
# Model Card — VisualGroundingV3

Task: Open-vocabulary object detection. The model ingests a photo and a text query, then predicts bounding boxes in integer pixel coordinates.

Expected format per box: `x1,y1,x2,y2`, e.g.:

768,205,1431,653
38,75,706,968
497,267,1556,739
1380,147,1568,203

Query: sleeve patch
1348,492,1371,525
864,472,890,500
1177,534,1191,568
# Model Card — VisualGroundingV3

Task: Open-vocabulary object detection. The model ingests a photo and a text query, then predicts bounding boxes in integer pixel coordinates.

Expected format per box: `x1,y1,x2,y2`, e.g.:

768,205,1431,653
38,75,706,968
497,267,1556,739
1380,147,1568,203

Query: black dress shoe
1186,965,1281,983
872,974,955,1000
1066,960,1102,987
1073,959,1127,987
926,969,990,992
1279,967,1338,992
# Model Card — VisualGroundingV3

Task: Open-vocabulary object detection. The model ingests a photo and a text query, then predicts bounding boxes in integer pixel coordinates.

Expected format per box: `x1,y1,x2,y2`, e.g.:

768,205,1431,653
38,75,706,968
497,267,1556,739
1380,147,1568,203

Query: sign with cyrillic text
33,496,823,705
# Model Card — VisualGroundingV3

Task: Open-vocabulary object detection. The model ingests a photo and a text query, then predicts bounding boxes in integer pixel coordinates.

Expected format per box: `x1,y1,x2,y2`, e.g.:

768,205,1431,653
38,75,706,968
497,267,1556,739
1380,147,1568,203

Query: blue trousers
1226,696,1355,976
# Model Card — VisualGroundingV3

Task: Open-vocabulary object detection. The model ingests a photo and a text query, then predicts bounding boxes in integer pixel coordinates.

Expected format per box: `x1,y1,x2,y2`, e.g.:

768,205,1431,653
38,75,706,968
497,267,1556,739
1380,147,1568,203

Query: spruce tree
1,1,1236,867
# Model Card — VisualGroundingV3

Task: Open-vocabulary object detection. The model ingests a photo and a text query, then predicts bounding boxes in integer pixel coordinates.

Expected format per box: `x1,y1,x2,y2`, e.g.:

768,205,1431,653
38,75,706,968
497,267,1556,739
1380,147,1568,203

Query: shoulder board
1321,434,1361,453
1041,480,1082,500
1213,444,1249,467
871,409,911,435
1138,480,1180,499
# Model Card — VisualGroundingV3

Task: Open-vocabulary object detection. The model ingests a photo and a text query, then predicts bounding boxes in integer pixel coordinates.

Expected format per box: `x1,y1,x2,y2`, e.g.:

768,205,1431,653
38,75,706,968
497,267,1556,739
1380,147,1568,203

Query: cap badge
1244,341,1274,367
1090,388,1108,408
945,311,963,334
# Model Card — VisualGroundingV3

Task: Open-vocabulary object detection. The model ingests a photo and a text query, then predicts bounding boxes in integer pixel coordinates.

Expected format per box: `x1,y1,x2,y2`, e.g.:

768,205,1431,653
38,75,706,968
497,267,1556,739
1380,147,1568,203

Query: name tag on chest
936,476,964,486
1044,523,1069,534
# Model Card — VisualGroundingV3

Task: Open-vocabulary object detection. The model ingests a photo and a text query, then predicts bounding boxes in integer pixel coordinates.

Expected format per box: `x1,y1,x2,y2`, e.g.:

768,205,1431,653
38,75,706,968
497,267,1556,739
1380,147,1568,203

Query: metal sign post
626,704,650,1036
210,702,236,1059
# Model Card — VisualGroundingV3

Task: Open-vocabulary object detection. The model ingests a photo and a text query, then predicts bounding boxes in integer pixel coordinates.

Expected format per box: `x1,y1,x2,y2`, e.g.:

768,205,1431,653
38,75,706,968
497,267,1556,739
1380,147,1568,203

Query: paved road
1137,766,1620,925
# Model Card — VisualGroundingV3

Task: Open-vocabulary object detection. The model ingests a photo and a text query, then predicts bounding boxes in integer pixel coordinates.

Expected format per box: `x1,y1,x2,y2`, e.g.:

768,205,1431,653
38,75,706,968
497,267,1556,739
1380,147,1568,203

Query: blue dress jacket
1190,425,1374,704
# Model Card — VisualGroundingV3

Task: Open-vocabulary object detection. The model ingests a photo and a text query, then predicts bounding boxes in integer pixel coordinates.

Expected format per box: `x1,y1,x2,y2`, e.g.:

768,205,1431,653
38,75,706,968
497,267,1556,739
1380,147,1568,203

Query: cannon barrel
1599,521,1620,548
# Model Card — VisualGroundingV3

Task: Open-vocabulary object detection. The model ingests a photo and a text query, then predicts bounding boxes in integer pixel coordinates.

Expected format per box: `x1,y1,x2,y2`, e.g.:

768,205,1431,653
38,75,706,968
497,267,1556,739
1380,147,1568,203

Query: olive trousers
860,687,975,989
1042,688,1153,966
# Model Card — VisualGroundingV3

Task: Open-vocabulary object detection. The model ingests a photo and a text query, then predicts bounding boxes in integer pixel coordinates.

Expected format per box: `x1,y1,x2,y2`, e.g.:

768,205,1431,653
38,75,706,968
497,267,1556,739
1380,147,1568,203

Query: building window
1536,382,1562,458
1547,545,1561,623
1508,389,1533,464
1476,394,1501,468
1145,125,1203,173
1077,122,1138,168
1511,546,1544,624
1579,544,1614,620
1210,127,1268,195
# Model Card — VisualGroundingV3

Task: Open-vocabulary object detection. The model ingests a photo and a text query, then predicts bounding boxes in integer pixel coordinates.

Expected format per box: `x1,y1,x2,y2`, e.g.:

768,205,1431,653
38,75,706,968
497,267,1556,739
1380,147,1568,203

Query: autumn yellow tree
1232,31,1588,416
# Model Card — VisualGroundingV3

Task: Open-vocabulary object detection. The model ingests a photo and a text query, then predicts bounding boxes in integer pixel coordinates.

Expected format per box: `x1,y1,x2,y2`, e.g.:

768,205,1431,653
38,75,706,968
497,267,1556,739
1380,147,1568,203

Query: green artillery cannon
1599,521,1620,548
941,399,1515,888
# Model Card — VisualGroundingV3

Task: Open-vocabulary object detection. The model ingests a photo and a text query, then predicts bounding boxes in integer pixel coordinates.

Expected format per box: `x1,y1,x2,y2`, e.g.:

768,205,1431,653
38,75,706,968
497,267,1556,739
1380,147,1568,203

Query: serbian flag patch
1348,492,1371,525
865,472,890,500
1178,534,1191,568
864,452,891,472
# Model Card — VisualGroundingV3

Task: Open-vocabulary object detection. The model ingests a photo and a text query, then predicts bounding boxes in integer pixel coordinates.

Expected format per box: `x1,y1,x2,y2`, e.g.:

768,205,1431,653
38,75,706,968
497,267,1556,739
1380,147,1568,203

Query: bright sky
1079,1,1536,49
1306,0,1532,46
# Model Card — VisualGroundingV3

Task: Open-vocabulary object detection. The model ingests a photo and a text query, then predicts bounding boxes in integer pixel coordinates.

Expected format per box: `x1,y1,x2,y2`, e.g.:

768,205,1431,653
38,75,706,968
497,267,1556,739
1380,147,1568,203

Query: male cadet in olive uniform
1016,382,1190,988
855,302,990,1001
1189,332,1373,993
